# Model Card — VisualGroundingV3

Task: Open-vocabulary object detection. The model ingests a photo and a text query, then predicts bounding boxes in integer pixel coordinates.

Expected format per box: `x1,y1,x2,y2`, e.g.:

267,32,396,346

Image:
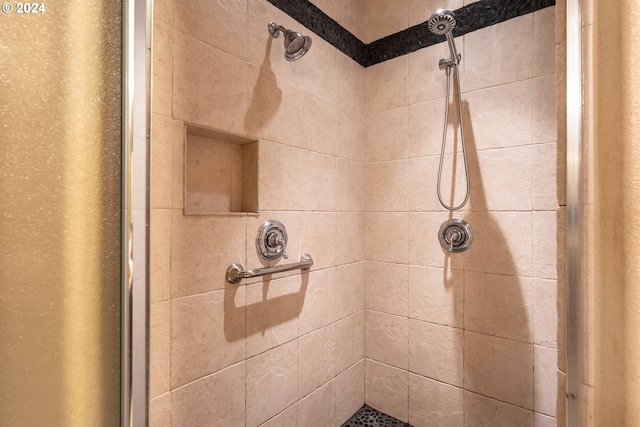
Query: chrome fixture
427,9,461,70
256,219,288,260
427,9,470,212
226,254,314,284
268,21,312,61
438,219,473,253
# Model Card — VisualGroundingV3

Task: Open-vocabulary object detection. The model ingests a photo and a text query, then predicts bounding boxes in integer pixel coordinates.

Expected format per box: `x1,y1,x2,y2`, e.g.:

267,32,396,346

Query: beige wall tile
259,405,297,427
150,209,171,303
170,212,246,296
464,331,533,409
365,212,408,263
534,142,559,210
170,288,246,388
245,66,302,147
534,346,558,417
258,141,300,211
366,108,409,162
299,212,337,270
366,161,409,212
171,362,246,427
464,80,533,151
463,14,533,91
533,210,558,279
171,121,184,210
470,146,533,212
408,0,463,27
173,32,247,133
337,213,365,265
298,268,337,335
409,320,463,386
297,380,336,427
184,135,244,213
246,341,298,427
365,56,408,114
298,324,336,398
535,413,556,427
245,275,300,358
557,371,567,427
409,373,464,427
464,271,534,343
331,51,366,113
534,278,558,348
409,266,463,328
334,106,366,162
555,42,567,186
151,115,173,209
365,359,409,422
408,212,464,270
365,310,408,369
365,261,409,317
365,0,408,43
298,151,337,211
152,23,173,117
310,0,366,42
408,43,460,105
462,211,533,277
556,229,566,372
336,262,365,320
534,75,557,144
296,86,338,156
533,7,556,77
174,0,247,60
150,302,170,398
408,156,443,212
335,360,365,426
335,312,365,374
463,391,534,427
408,99,458,158
298,89,337,156
336,159,366,212
555,0,565,43
149,393,171,427
154,0,172,26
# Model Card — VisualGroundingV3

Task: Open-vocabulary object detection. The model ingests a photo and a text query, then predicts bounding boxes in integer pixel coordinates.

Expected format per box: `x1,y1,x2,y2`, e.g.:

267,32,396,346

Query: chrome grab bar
225,254,313,284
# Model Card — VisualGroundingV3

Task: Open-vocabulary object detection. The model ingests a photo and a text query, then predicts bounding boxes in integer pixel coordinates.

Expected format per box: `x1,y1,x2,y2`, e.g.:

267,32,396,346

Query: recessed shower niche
184,124,258,215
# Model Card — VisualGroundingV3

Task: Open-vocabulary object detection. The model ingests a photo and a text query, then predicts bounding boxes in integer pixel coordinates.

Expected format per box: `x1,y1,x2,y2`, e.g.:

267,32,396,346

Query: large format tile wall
361,3,561,427
148,1,367,426
149,1,562,426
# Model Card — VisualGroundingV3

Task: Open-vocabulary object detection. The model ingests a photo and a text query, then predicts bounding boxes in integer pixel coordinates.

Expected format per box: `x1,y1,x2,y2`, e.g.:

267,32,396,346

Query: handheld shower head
427,9,461,69
427,9,457,35
268,22,312,61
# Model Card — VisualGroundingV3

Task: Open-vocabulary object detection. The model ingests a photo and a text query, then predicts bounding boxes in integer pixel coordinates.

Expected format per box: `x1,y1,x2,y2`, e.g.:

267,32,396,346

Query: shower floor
341,405,412,427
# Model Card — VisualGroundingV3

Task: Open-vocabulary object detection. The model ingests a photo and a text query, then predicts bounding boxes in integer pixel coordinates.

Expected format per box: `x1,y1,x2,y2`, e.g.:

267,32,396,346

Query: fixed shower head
427,9,457,35
268,22,312,61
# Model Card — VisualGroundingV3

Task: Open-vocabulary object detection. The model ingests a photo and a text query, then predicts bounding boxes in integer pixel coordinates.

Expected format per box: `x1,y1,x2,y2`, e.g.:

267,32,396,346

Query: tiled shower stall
149,1,563,426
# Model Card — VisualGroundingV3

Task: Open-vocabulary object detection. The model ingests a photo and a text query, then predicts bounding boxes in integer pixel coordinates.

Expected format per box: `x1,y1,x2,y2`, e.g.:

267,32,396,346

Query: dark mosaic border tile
341,405,412,427
267,0,555,67
364,0,556,66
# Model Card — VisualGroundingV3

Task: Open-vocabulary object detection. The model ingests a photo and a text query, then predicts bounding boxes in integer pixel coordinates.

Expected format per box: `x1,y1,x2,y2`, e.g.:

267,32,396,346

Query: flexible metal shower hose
436,65,470,211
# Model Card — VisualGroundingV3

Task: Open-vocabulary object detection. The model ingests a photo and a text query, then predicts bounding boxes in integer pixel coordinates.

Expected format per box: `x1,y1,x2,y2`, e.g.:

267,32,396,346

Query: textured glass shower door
0,2,128,425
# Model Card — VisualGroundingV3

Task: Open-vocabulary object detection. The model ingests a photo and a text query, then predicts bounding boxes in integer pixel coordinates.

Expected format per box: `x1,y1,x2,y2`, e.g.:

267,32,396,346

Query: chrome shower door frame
566,0,584,426
122,0,150,426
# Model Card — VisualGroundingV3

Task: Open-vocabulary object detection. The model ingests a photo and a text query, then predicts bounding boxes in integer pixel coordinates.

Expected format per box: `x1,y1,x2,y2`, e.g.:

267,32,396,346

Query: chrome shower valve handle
256,220,289,261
